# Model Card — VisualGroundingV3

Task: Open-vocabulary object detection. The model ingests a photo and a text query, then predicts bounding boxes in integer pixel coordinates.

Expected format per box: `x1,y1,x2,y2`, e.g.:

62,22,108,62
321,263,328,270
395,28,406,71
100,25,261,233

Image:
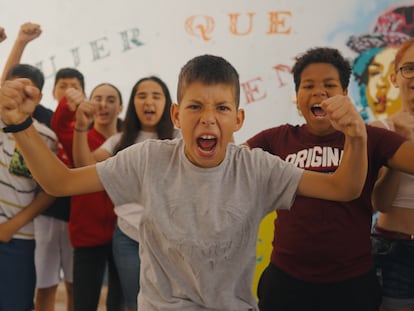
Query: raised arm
0,79,104,196
1,22,41,84
0,191,55,243
371,167,400,213
68,88,110,166
384,112,414,174
297,95,368,201
370,112,414,211
369,119,400,213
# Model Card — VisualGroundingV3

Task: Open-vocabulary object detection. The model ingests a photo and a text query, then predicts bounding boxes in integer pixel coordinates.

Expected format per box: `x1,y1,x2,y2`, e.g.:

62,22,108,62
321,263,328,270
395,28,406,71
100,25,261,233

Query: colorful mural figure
347,5,414,121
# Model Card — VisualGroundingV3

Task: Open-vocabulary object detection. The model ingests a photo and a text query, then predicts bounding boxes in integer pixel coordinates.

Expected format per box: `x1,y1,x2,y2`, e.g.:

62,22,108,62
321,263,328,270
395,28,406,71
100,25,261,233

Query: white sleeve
100,132,121,155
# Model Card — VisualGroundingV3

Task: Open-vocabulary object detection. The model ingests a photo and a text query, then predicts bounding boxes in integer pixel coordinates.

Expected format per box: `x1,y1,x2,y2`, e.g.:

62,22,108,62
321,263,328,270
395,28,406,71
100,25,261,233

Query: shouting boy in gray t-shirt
0,54,367,311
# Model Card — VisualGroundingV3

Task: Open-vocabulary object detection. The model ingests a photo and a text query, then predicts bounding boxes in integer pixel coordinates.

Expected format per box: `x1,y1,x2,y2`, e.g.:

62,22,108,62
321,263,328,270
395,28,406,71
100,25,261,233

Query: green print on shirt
9,148,32,178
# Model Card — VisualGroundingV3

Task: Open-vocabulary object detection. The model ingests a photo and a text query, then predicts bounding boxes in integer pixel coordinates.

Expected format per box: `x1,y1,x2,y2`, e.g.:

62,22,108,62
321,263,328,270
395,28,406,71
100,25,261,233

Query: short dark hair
292,47,352,92
177,54,240,107
54,67,85,91
5,64,45,91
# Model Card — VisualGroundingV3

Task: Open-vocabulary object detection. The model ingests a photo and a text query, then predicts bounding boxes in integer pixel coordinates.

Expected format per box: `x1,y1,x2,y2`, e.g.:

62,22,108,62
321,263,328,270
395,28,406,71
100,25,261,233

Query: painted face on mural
366,47,401,119
296,63,347,136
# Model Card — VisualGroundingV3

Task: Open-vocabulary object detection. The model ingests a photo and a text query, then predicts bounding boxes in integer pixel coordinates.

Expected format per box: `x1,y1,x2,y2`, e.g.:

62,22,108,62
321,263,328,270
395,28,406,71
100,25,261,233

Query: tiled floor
55,283,107,311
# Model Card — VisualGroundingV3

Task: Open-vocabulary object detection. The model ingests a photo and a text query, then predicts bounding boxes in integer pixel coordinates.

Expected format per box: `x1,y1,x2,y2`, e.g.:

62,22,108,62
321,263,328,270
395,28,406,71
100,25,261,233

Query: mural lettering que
184,11,294,106
185,11,292,41
34,27,144,80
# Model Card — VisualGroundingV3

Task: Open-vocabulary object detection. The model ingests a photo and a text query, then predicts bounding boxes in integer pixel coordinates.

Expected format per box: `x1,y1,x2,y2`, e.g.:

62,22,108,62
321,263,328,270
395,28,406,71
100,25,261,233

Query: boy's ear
292,95,301,114
170,103,181,128
35,92,43,106
234,108,245,132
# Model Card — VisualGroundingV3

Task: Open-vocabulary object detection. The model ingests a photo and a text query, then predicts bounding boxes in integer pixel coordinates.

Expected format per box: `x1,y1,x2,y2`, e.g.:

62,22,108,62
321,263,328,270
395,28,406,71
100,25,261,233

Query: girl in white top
371,38,414,311
70,76,179,311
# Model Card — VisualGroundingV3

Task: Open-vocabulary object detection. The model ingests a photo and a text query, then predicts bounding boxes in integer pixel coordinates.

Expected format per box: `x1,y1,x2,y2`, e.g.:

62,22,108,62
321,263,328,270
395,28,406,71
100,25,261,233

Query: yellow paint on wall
252,211,277,299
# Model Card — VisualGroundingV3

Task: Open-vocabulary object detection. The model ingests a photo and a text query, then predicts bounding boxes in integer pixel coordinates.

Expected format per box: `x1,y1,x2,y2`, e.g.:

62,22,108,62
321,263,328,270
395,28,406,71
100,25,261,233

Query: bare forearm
13,124,104,196
0,40,26,84
372,168,400,212
14,125,73,195
0,191,55,243
0,79,104,195
73,130,97,167
9,191,55,228
388,141,414,174
332,135,368,199
297,136,367,201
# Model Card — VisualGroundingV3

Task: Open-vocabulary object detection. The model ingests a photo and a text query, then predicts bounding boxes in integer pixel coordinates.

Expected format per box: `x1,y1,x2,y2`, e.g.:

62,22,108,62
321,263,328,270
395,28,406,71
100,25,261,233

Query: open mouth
197,135,217,152
97,112,109,118
310,105,326,117
144,110,155,116
374,94,387,113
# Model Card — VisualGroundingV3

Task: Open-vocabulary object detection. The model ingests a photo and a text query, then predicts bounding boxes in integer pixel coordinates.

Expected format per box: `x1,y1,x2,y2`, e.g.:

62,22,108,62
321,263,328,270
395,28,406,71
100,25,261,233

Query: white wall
0,0,407,143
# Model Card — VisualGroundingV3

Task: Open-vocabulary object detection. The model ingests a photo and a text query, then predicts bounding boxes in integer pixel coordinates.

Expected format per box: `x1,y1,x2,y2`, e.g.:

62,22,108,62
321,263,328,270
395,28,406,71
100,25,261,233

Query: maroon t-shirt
247,124,405,282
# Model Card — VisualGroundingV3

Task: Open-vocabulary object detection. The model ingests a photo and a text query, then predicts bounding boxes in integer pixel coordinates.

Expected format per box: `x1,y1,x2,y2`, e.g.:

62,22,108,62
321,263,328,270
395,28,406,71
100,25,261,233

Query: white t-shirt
96,138,303,311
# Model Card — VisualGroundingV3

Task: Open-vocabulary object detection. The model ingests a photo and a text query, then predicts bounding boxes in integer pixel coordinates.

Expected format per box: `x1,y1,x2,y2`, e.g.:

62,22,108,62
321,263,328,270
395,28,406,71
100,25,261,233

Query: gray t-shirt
96,138,303,311
100,130,181,241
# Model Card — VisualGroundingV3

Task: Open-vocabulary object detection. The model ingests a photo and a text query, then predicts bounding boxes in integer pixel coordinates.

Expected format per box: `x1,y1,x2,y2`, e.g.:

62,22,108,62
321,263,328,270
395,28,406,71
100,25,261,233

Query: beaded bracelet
3,116,33,133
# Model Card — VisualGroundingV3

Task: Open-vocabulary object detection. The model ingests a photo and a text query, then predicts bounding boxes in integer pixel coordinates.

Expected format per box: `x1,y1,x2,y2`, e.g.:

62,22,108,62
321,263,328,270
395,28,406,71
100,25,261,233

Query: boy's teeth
201,135,215,139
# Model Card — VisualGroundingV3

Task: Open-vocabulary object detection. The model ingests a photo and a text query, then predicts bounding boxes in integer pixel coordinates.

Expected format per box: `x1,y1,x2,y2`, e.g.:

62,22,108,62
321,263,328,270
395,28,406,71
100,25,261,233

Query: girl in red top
51,83,124,311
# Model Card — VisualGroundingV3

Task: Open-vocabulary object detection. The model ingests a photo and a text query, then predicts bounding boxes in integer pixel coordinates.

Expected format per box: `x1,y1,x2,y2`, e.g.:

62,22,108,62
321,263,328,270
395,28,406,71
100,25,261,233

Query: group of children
0,23,176,311
1,23,414,311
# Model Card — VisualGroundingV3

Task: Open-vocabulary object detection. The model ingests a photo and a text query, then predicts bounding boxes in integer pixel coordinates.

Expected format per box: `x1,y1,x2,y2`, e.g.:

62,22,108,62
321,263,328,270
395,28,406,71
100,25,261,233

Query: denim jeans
372,236,414,309
0,239,35,311
112,224,140,310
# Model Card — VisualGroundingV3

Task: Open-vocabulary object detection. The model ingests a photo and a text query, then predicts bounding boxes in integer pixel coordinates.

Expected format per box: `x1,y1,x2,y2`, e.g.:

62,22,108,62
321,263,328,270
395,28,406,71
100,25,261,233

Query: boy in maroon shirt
246,47,414,311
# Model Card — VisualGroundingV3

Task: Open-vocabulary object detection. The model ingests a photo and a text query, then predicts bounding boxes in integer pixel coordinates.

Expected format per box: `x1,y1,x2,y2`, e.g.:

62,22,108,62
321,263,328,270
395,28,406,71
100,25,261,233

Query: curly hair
292,47,352,93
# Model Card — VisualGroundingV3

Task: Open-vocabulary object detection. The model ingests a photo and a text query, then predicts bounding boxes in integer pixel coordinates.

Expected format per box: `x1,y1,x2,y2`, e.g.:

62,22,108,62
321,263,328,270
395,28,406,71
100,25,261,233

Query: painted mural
0,0,412,301
347,4,414,121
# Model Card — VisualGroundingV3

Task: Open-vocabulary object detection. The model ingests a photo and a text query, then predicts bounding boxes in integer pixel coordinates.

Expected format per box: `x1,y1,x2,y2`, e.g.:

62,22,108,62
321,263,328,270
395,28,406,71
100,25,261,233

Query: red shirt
247,124,405,282
51,97,116,247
